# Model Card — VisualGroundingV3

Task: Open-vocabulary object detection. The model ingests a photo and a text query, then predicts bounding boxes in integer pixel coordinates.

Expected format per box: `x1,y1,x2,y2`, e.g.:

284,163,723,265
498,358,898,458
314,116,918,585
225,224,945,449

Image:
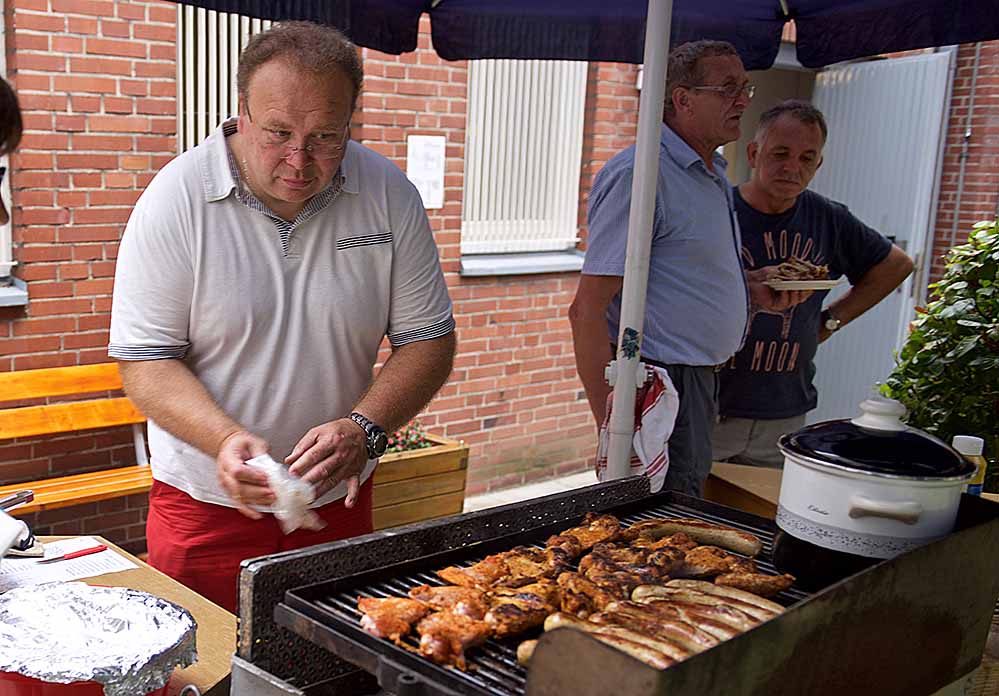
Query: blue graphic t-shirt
718,187,892,419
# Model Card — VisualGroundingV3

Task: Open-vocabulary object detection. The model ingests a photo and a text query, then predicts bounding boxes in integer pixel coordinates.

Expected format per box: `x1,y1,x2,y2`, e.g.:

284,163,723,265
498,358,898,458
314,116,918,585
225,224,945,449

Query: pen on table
36,544,108,564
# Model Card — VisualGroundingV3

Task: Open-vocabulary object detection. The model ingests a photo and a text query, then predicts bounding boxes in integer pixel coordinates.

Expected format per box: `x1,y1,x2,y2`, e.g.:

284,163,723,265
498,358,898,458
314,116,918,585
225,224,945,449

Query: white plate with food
765,278,845,291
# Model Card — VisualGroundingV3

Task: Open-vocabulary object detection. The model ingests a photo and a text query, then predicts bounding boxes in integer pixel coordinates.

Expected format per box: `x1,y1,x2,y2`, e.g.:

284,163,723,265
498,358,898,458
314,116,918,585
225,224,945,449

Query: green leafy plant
882,219,999,493
385,419,435,454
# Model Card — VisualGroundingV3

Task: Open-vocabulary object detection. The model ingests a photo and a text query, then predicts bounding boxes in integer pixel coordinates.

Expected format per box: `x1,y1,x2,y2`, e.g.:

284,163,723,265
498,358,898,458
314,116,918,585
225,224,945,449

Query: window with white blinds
461,60,588,255
176,7,271,152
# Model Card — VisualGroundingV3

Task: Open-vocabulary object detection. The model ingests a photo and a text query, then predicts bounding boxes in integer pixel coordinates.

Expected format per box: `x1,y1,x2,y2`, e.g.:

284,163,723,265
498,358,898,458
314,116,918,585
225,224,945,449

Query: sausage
587,611,693,661
632,584,777,622
516,639,537,665
544,612,674,669
603,601,719,652
622,518,763,557
638,596,760,632
666,579,785,615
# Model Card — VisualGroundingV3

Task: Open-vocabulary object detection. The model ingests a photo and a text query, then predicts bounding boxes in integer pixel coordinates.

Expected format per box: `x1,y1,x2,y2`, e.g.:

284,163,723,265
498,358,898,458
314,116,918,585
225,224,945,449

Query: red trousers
146,477,374,614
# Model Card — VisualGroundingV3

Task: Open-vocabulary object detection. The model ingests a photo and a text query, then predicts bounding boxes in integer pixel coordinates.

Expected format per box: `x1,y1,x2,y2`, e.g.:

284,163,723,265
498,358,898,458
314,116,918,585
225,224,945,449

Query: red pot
0,671,169,696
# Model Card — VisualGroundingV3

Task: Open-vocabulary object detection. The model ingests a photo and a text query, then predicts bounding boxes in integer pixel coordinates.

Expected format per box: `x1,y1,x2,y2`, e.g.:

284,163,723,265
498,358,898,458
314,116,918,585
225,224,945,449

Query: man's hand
216,430,273,519
286,418,368,508
746,267,813,312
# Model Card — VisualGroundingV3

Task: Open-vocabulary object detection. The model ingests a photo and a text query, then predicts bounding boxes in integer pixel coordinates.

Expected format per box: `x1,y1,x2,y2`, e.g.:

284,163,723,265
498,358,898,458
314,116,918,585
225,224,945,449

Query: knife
36,544,108,564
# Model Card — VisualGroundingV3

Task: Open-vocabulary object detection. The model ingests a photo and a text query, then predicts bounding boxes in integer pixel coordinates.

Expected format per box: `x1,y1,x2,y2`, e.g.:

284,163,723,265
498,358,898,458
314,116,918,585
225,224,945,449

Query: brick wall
0,7,645,546
0,0,176,553
358,22,643,495
928,40,999,285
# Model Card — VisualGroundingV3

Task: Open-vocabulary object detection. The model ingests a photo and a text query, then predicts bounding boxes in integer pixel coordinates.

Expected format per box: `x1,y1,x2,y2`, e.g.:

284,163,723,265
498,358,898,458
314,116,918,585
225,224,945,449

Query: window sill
459,250,584,277
0,277,27,307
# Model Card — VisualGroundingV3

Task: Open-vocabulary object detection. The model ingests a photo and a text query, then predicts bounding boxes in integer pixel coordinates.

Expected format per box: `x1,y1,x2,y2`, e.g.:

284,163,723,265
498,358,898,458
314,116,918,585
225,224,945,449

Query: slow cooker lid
782,419,975,478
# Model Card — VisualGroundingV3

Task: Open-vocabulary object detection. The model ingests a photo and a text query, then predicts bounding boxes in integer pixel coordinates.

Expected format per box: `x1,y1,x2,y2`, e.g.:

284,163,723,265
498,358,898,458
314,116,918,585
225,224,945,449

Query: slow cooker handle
848,495,922,525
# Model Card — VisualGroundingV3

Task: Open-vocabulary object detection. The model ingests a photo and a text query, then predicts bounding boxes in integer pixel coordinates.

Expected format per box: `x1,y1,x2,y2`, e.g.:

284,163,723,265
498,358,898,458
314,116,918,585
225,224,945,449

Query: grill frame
276,492,808,696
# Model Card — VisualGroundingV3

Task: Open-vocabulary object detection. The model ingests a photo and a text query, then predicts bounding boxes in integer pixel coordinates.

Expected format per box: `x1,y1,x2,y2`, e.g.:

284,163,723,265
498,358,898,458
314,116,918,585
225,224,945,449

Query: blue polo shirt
583,124,749,366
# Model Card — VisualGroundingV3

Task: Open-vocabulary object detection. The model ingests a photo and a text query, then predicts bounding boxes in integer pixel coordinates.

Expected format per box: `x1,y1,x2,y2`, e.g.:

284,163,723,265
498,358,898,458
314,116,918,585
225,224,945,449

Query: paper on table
0,536,137,593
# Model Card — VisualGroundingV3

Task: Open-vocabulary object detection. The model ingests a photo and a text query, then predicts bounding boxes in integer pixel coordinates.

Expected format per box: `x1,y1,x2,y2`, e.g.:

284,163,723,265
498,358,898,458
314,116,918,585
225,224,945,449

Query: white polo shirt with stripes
109,119,454,510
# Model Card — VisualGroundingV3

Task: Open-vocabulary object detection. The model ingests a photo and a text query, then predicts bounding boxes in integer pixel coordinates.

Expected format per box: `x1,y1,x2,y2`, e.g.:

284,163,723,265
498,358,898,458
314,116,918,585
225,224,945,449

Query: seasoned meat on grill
603,600,720,653
415,611,492,670
631,531,699,553
437,545,571,589
772,256,829,281
675,545,757,579
497,546,573,587
485,578,561,638
545,512,621,555
714,571,796,598
408,585,488,620
557,571,618,618
438,553,508,588
621,518,763,557
580,553,662,597
544,612,675,669
357,597,429,642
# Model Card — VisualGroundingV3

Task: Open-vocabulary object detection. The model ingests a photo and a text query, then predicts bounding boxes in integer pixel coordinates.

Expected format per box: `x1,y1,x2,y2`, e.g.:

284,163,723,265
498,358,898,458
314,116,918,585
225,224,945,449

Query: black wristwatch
349,412,389,459
821,308,842,333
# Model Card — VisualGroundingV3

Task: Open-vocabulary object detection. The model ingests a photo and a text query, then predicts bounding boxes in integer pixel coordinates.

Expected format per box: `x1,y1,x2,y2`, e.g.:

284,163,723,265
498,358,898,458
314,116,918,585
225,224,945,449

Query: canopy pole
605,0,672,481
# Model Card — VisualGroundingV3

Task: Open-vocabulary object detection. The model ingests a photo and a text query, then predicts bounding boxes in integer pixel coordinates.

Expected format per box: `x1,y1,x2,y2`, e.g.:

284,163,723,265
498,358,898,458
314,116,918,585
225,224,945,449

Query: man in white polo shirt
109,22,455,612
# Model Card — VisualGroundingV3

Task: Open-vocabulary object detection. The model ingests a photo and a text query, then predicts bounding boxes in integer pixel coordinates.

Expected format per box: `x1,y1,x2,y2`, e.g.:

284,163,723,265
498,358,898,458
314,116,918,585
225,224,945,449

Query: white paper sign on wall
405,135,446,210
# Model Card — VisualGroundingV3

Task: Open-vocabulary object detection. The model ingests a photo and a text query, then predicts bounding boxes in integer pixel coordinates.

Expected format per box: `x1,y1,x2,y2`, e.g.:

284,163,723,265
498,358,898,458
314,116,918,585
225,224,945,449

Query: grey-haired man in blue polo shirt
570,40,806,496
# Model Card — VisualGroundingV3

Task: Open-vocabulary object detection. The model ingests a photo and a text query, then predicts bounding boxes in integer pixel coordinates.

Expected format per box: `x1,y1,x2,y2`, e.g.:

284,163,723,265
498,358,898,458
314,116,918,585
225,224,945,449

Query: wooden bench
0,363,469,528
0,363,150,516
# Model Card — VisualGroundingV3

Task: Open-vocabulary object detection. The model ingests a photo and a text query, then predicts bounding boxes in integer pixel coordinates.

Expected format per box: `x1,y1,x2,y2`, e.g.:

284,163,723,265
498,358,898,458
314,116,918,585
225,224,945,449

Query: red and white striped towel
595,365,679,493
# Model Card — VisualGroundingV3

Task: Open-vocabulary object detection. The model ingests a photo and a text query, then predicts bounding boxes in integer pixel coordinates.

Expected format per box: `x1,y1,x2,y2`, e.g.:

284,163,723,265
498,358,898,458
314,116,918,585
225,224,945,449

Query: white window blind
461,60,587,255
176,7,270,152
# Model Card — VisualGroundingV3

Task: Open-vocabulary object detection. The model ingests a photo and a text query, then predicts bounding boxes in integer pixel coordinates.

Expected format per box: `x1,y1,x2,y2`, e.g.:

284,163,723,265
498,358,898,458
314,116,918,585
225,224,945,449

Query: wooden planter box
371,433,469,531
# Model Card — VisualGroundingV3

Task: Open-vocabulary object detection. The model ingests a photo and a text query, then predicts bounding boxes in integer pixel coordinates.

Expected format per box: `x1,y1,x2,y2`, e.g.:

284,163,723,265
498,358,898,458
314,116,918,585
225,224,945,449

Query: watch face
372,431,389,456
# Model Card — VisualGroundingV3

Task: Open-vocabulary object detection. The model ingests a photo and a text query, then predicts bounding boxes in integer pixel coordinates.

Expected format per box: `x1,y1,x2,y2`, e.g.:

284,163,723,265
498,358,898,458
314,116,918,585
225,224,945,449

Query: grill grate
280,496,810,696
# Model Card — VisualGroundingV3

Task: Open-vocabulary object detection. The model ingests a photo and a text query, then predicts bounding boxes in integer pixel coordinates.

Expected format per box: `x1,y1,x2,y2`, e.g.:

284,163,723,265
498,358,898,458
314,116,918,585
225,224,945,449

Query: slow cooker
773,396,977,590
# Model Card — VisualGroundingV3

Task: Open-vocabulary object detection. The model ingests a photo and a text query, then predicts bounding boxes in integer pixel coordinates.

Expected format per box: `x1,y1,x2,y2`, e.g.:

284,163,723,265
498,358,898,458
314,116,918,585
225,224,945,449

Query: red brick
134,62,173,78
88,115,149,133
86,37,146,58
100,18,131,38
70,94,102,112
54,74,117,94
104,96,135,114
52,36,85,53
72,207,130,224
70,55,131,75
58,226,123,242
27,298,94,317
57,190,88,207
18,208,71,225
14,10,66,31
64,331,110,348
68,15,99,34
72,172,103,187
50,0,115,18
121,79,149,96
136,97,174,115
14,34,51,52
56,153,120,169
13,317,77,336
18,93,68,111
134,22,173,42
72,134,134,150
0,335,62,353
147,4,175,22
74,278,115,295
55,114,87,132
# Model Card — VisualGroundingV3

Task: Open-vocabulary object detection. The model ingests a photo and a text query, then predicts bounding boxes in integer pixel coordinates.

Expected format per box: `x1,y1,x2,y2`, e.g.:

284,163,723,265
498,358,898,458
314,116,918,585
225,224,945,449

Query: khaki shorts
711,414,806,469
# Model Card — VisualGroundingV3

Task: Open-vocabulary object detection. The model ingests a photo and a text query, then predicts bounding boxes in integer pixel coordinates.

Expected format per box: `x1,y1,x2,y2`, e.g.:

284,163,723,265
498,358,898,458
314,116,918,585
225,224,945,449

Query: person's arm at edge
116,358,272,518
569,274,623,427
820,244,914,342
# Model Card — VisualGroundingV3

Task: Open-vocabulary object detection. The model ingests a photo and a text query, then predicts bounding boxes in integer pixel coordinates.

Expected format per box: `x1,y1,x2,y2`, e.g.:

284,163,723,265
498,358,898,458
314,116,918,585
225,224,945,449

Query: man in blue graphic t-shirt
713,101,914,468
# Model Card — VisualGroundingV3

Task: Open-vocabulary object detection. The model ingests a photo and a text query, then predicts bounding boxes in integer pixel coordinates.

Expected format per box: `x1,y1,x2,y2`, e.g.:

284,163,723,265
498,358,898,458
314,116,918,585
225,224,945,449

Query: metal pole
605,0,673,480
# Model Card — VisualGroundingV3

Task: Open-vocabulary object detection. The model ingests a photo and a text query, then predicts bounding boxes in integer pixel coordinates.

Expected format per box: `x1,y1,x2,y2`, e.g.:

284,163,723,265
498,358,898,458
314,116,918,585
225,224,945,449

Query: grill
234,478,999,696
277,494,806,696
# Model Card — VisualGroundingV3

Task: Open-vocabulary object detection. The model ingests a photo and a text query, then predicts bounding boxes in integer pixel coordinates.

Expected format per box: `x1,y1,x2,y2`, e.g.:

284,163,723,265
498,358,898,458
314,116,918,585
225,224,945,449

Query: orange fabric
146,477,373,613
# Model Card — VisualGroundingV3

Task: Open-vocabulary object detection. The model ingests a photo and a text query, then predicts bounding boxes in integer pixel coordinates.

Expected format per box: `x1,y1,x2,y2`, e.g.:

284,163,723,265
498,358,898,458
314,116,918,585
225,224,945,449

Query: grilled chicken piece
497,546,572,587
415,611,492,670
557,571,618,618
437,546,570,589
546,532,583,559
485,578,561,638
631,531,699,553
438,552,508,588
675,545,757,578
357,597,429,642
544,612,674,669
715,571,795,598
408,584,488,620
546,512,621,555
580,552,662,597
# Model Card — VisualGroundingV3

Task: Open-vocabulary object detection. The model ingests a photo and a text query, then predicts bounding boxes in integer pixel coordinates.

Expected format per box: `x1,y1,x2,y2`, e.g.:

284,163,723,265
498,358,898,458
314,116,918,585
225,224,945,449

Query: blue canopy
171,0,999,69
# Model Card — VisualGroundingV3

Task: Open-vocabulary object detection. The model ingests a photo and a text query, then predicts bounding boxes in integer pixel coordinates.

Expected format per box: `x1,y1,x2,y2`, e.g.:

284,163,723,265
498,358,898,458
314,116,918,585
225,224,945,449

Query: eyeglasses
689,83,756,100
244,106,349,161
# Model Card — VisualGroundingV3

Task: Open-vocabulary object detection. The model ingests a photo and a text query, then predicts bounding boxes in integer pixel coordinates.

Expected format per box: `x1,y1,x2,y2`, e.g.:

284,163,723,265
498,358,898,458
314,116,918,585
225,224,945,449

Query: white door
807,51,952,423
